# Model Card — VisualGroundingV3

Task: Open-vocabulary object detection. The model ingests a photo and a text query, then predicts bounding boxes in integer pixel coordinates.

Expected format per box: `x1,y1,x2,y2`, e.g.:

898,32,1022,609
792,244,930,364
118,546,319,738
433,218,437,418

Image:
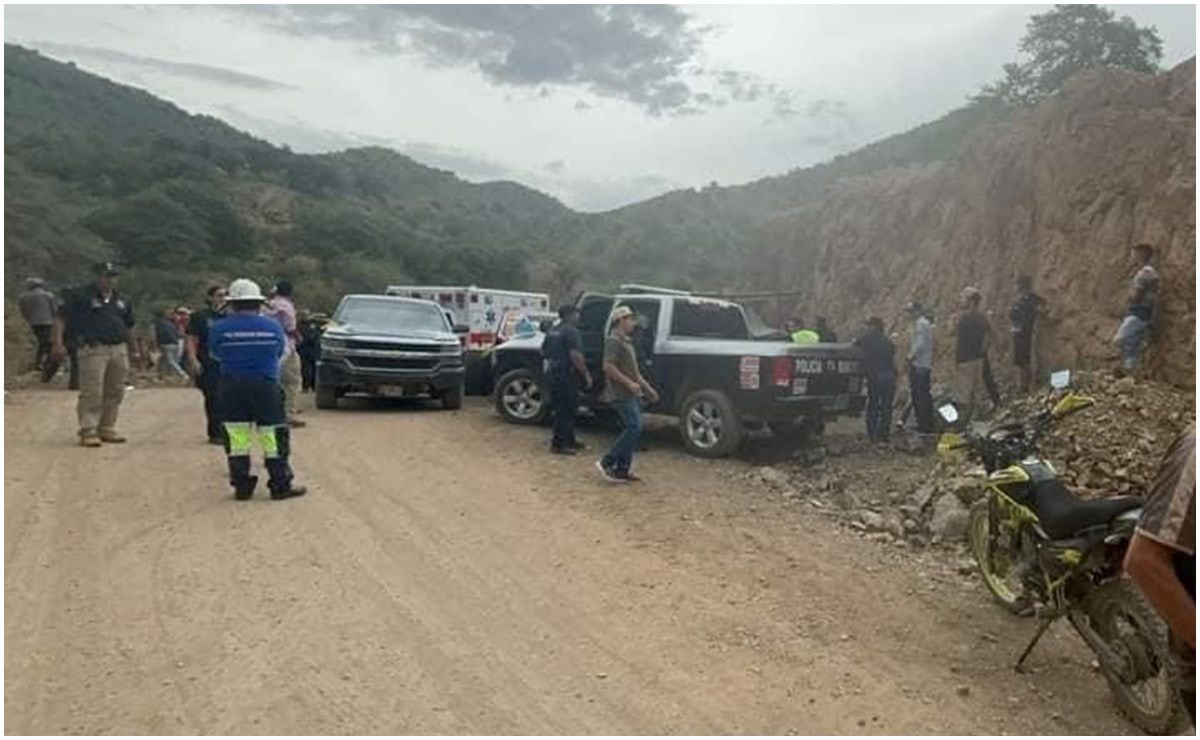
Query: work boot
270,485,307,501
99,431,126,443
233,475,259,501
79,434,102,448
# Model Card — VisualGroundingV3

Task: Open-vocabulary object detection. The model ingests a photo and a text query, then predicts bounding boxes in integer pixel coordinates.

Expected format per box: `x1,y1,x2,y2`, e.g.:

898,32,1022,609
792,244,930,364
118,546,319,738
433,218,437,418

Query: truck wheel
440,383,464,410
315,385,339,410
494,369,548,424
679,389,743,458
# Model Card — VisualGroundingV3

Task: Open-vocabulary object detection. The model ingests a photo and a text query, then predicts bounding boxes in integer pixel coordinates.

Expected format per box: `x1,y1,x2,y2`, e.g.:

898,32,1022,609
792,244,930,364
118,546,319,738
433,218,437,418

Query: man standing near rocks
854,316,896,443
904,301,935,436
1113,243,1160,375
1009,275,1045,392
51,262,135,447
954,287,990,424
19,277,58,375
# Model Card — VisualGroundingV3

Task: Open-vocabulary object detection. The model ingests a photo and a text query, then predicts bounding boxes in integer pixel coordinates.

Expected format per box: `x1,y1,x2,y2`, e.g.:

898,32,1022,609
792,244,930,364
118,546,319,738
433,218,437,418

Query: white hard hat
227,278,266,302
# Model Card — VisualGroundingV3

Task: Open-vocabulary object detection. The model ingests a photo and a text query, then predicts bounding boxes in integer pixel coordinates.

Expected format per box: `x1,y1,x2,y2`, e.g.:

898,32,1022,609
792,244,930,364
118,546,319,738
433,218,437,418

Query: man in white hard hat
208,278,306,501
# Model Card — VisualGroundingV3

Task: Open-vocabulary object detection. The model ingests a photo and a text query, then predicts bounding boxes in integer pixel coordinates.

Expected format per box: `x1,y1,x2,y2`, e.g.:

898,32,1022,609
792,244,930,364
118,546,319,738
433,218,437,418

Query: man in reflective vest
209,278,307,501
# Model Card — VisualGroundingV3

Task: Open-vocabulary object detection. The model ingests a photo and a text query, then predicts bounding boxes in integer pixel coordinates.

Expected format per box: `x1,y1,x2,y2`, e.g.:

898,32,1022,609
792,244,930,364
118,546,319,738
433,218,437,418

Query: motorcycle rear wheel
968,500,1034,615
1080,579,1188,734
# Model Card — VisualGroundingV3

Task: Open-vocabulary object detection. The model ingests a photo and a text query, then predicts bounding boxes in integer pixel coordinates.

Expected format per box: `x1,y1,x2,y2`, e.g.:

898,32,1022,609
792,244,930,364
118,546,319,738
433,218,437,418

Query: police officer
542,304,593,455
51,262,135,447
185,283,228,445
209,278,306,501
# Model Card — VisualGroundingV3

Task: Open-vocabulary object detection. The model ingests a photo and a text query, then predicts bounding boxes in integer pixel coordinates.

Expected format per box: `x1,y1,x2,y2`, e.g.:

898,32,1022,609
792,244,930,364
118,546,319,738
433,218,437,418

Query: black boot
270,484,307,500
234,475,258,501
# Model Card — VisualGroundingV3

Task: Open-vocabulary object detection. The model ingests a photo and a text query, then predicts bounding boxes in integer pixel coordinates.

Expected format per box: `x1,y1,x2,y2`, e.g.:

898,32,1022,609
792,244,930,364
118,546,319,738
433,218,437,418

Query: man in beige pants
51,262,136,447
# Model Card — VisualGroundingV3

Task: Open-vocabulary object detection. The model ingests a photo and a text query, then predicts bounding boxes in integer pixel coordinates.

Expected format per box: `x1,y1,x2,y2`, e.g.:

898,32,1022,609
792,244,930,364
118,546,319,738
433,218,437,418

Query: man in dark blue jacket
855,316,897,443
209,278,306,501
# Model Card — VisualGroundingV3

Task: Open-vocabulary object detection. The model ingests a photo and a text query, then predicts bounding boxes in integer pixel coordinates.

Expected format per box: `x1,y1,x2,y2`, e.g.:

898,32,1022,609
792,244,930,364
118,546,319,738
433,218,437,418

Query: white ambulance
384,285,552,393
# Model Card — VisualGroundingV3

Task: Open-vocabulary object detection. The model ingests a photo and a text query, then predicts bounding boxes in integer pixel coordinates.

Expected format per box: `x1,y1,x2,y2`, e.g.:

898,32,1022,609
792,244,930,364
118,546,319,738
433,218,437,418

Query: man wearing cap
597,305,659,482
19,277,59,374
51,262,135,447
209,278,306,501
264,280,305,428
542,304,593,455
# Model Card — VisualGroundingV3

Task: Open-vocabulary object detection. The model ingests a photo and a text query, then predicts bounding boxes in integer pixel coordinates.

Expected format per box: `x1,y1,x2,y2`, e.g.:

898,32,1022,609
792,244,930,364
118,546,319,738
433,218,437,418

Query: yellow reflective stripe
259,425,281,459
224,422,254,455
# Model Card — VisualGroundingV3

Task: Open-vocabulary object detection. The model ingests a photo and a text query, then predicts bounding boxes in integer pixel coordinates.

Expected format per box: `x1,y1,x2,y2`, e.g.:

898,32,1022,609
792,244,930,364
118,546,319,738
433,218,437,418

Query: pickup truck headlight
321,337,347,354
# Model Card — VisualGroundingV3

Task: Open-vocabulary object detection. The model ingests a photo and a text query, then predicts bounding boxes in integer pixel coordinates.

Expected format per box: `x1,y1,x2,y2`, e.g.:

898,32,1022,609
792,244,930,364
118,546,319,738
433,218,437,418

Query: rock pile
999,370,1194,498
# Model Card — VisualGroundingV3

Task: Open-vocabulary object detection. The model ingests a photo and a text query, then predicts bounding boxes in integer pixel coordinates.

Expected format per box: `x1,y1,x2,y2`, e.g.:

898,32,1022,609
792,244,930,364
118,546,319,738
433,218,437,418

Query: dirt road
5,387,1137,734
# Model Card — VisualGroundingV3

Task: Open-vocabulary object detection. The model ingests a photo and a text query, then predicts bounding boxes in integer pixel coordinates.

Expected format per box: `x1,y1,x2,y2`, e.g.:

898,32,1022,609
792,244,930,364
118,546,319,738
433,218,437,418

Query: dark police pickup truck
490,289,866,457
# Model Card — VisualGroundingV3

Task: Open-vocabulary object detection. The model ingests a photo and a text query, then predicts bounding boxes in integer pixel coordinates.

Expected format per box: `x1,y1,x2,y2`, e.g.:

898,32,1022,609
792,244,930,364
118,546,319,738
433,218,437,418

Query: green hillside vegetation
5,42,1008,319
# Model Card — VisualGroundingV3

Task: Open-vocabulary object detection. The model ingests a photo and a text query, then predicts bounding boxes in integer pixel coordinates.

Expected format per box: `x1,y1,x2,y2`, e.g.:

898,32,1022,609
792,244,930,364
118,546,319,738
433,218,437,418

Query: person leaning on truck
596,305,659,483
542,304,593,455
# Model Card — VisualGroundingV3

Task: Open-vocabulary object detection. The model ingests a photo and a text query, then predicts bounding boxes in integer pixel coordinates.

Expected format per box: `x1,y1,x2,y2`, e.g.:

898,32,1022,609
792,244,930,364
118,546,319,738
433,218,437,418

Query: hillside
748,60,1196,388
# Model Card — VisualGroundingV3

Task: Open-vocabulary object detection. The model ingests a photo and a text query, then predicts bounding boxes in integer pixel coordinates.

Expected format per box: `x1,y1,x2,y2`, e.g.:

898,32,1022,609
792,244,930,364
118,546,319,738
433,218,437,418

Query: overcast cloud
4,4,1194,211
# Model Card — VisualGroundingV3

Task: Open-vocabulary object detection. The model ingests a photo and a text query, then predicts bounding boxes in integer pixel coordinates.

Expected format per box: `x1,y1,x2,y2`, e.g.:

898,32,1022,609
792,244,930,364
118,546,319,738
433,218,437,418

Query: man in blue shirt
209,278,306,501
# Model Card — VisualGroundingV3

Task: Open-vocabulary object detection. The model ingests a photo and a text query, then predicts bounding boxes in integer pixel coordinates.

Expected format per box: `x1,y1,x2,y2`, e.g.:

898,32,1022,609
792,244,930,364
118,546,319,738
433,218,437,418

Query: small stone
839,633,851,642
595,672,608,679
956,685,970,697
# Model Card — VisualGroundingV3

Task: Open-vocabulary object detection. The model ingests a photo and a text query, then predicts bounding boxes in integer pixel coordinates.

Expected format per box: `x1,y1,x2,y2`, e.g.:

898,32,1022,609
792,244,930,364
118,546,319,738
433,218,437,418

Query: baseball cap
611,305,635,321
93,261,121,276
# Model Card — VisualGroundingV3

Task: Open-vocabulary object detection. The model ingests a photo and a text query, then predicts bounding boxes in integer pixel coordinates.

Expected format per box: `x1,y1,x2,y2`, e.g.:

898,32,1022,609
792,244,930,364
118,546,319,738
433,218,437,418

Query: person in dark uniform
542,304,593,455
297,313,321,393
854,316,896,443
186,283,229,445
209,278,306,501
815,316,839,343
1009,275,1045,392
51,262,135,447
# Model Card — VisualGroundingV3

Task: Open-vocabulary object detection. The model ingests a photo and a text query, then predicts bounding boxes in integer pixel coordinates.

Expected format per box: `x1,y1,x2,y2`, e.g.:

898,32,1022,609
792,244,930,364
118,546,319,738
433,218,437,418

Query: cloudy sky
4,4,1195,211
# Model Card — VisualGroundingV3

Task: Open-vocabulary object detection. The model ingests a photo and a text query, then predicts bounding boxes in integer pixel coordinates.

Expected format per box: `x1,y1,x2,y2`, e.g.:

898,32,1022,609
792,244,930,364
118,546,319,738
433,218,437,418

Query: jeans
601,398,642,476
866,373,896,442
158,342,188,379
198,361,224,442
549,372,578,450
908,365,934,434
31,324,52,371
1114,315,1149,371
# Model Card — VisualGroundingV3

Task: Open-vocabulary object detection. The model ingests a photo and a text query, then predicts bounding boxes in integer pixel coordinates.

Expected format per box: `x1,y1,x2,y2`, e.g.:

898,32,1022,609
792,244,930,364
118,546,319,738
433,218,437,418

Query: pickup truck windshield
670,300,750,340
335,298,448,333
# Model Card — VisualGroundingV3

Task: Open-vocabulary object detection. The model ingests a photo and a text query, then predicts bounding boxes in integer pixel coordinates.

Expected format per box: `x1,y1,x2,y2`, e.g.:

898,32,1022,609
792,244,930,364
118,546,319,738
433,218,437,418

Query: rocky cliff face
751,59,1195,388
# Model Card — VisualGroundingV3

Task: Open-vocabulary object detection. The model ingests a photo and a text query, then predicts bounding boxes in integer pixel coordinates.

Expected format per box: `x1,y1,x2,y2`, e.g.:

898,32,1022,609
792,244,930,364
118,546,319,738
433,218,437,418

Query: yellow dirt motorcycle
938,371,1187,733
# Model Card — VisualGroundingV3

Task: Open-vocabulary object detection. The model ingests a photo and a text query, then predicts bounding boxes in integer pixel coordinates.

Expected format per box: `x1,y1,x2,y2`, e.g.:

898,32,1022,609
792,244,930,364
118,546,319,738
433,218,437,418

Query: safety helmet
227,278,266,302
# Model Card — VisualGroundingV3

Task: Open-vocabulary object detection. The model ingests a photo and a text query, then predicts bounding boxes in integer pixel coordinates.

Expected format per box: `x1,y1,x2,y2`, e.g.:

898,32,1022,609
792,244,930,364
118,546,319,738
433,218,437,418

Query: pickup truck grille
347,357,439,371
345,340,439,353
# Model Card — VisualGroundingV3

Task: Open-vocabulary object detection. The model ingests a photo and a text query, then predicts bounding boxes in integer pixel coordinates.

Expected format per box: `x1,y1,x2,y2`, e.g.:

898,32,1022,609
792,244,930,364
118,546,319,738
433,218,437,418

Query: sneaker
550,446,578,456
99,432,126,443
594,460,624,484
79,434,102,448
270,485,308,500
615,471,642,483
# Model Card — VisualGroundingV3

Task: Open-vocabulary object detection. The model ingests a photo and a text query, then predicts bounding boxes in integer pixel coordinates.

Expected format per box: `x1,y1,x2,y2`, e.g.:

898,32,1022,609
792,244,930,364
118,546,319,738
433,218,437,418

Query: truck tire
679,389,743,458
494,368,548,425
440,383,464,410
315,385,338,410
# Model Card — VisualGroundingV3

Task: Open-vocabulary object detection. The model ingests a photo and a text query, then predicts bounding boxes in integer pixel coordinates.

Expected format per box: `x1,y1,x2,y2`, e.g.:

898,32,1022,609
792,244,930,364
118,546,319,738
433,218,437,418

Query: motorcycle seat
1033,478,1142,540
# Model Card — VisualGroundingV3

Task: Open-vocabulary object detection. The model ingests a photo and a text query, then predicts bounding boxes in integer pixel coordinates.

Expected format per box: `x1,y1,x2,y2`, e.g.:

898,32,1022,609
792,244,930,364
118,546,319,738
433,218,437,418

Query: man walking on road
954,287,990,423
855,316,896,443
1009,275,1045,392
187,284,229,445
51,262,135,447
1113,243,1161,375
20,277,58,375
209,279,307,501
597,305,658,483
543,304,593,455
904,301,935,436
265,280,305,428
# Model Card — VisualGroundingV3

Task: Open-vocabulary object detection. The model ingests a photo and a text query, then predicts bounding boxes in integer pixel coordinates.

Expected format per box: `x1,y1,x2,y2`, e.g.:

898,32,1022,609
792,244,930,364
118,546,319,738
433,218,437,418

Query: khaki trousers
955,359,985,422
77,343,129,436
280,351,301,419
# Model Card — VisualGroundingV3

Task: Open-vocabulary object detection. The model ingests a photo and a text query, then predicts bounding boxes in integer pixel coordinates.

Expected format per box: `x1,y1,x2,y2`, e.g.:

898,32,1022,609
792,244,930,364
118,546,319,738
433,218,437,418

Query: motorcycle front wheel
1077,579,1188,734
968,499,1035,615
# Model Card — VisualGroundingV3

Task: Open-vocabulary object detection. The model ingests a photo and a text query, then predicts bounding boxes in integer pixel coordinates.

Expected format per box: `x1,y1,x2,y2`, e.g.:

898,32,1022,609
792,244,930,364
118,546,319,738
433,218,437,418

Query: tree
975,4,1163,106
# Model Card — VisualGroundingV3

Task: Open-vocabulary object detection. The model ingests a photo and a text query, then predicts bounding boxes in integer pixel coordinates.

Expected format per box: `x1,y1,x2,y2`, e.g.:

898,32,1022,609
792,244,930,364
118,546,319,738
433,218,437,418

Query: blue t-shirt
209,314,287,381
